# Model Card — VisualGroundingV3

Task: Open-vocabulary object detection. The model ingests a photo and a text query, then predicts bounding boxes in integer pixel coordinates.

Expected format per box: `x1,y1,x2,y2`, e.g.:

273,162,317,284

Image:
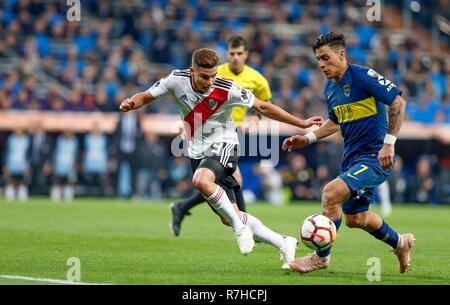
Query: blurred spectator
82,122,109,196
51,130,79,202
437,154,450,203
388,155,408,204
136,132,168,200
311,164,331,200
281,153,315,201
28,122,53,196
412,155,436,204
168,156,191,199
257,160,284,206
113,112,143,198
3,127,30,202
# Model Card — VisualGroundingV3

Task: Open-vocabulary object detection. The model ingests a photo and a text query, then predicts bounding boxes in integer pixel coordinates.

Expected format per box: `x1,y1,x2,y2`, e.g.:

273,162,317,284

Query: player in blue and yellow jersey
170,36,272,236
283,32,415,274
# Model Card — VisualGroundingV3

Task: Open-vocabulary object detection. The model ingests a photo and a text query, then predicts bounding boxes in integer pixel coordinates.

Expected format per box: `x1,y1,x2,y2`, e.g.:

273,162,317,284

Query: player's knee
192,176,210,193
345,215,367,228
322,184,341,209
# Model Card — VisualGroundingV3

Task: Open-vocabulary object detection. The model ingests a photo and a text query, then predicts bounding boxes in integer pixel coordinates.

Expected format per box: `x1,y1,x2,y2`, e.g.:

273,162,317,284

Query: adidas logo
180,94,188,102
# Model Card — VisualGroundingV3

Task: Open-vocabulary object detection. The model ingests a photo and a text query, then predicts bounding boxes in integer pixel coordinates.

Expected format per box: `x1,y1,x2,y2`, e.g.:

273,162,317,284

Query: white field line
0,275,111,285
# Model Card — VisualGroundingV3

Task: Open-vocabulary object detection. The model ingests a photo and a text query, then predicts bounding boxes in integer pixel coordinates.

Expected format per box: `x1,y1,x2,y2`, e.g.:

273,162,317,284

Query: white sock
378,181,392,215
18,184,28,202
242,212,285,249
206,186,245,231
5,184,15,201
51,186,61,202
64,185,74,202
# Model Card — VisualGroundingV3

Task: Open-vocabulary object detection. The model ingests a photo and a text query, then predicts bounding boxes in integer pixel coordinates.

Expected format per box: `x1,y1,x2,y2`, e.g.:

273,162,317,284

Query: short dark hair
192,48,219,68
227,35,248,51
312,31,346,52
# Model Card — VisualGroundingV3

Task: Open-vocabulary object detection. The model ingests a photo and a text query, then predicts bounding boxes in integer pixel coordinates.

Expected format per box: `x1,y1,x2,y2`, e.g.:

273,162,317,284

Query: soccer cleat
288,252,330,273
280,236,298,269
392,233,415,274
169,203,190,237
234,225,255,255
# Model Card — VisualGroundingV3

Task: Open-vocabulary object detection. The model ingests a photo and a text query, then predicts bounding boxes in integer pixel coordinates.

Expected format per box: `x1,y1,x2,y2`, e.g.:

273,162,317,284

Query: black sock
235,188,246,212
177,191,205,214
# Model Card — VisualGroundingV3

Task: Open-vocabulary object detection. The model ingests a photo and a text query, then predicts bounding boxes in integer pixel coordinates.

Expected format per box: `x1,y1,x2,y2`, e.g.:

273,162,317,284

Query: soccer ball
300,214,336,250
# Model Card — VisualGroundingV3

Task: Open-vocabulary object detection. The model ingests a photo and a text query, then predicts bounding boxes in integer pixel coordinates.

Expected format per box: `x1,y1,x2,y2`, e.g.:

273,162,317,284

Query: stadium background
0,0,449,205
1,0,450,287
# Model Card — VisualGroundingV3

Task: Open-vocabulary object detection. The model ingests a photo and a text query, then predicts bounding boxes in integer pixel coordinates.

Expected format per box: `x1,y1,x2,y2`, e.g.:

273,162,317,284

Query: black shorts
190,142,240,203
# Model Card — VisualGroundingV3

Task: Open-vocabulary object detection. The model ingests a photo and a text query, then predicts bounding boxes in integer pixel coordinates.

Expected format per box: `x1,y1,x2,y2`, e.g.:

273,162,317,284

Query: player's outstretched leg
290,179,347,273
393,233,415,273
289,220,341,273
241,212,298,269
169,192,204,236
346,211,415,274
193,168,254,255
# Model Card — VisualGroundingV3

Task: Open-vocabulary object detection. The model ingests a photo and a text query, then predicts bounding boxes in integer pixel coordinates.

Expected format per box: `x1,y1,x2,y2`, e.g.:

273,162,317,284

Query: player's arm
119,91,156,112
282,119,340,152
121,72,175,112
251,98,323,129
378,94,406,169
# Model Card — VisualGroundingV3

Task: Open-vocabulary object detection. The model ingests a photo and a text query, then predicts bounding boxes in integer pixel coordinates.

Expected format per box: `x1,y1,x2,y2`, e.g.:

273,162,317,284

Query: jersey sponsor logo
332,97,377,123
367,69,380,79
343,84,351,97
367,69,396,92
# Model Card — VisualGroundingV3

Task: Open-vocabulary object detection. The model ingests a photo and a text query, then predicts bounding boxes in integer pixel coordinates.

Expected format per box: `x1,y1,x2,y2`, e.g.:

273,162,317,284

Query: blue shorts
339,158,391,215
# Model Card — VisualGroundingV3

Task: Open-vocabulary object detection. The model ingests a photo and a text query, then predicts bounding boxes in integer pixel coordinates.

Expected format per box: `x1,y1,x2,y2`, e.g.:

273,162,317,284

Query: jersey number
353,165,368,175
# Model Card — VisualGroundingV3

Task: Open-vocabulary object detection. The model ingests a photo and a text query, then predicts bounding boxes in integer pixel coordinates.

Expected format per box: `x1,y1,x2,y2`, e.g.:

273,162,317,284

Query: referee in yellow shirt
170,35,272,236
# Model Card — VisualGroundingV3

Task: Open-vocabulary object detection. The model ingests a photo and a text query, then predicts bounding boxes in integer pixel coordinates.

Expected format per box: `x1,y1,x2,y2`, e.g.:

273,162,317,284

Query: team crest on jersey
343,84,351,97
208,98,218,110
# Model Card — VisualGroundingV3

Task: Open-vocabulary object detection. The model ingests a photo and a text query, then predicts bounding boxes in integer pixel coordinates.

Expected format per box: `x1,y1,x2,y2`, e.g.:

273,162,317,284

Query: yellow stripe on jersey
217,63,272,125
332,97,377,123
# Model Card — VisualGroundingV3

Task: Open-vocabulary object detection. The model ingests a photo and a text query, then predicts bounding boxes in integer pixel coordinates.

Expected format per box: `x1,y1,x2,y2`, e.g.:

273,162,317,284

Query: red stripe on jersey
183,87,229,139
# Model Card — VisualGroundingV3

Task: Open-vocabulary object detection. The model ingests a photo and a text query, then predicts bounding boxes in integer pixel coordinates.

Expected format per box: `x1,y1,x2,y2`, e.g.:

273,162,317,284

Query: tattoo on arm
388,98,405,136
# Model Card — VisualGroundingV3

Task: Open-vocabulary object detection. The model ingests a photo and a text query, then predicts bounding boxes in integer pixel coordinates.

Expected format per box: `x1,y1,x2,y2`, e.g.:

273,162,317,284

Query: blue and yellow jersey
217,63,272,126
325,64,402,171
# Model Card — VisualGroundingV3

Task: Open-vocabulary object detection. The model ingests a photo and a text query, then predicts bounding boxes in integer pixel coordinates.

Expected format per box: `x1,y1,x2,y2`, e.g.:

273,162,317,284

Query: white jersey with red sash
147,69,255,159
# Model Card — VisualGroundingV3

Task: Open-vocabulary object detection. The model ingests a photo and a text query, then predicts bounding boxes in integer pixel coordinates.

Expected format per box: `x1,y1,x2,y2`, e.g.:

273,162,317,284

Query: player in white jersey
120,48,323,268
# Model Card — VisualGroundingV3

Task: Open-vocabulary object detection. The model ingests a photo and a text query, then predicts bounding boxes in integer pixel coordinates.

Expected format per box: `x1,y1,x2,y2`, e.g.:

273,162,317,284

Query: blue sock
316,218,342,257
369,220,399,249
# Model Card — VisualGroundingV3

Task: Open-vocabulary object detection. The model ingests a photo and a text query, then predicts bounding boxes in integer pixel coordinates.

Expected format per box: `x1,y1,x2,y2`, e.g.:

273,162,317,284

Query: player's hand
378,144,395,169
301,116,323,128
282,135,309,152
119,98,135,112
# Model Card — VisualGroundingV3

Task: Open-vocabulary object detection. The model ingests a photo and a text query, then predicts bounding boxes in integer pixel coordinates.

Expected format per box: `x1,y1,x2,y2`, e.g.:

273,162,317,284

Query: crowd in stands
0,0,449,204
0,0,448,122
1,117,449,204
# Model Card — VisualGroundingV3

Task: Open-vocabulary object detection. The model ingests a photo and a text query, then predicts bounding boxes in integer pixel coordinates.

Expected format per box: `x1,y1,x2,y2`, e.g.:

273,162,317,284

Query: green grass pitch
0,198,449,285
